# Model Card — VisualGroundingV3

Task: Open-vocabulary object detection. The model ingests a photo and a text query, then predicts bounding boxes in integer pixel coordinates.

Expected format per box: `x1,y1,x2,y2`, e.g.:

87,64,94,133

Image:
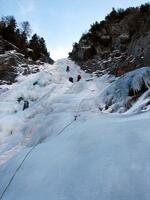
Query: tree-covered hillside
0,16,53,63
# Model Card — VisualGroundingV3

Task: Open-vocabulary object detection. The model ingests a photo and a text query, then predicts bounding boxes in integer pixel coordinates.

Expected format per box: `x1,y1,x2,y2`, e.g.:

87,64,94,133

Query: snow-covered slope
0,59,150,200
0,59,99,165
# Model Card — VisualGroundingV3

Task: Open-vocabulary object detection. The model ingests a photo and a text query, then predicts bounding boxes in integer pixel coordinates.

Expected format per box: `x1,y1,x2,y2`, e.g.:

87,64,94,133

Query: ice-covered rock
98,67,150,113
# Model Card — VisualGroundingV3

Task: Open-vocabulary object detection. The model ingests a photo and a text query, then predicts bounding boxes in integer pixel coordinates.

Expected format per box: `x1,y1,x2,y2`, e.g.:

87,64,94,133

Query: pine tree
39,37,49,57
29,34,41,61
2,16,17,43
0,16,52,62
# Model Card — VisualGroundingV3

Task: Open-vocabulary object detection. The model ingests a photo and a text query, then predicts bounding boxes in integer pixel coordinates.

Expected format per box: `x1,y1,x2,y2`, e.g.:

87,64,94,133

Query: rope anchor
74,115,80,120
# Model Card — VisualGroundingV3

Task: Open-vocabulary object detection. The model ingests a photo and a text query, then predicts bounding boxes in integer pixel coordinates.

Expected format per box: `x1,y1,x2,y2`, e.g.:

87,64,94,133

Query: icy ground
0,59,150,200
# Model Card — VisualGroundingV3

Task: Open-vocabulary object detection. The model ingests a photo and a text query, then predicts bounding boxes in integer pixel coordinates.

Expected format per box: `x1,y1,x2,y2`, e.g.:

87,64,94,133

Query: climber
23,100,29,111
17,97,24,103
66,66,70,72
77,74,81,82
69,77,74,83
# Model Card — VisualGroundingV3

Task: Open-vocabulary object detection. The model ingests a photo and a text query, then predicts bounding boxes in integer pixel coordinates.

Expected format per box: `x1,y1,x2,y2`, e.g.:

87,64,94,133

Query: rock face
39,53,54,64
69,4,150,75
0,51,41,85
70,44,97,63
0,36,54,84
128,31,150,65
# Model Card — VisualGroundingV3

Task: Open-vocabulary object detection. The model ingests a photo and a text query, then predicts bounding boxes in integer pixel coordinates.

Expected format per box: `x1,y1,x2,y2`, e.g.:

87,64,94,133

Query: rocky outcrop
69,4,150,76
39,53,54,64
128,31,150,65
0,51,41,84
70,44,96,63
0,35,54,84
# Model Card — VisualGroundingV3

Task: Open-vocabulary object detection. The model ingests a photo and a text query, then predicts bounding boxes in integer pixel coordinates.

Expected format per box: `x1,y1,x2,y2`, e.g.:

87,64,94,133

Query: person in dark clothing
69,77,74,83
77,74,81,82
17,97,24,103
66,66,70,72
23,100,29,110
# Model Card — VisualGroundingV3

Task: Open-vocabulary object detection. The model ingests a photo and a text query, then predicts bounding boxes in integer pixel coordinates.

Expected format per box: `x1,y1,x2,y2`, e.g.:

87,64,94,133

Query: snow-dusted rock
0,51,43,85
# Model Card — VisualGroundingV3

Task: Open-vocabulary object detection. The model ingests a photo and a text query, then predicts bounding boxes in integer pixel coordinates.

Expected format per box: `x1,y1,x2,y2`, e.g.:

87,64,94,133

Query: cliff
69,3,150,76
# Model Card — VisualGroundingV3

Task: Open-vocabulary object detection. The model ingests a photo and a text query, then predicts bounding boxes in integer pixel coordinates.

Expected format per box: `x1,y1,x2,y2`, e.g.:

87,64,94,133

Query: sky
0,0,149,60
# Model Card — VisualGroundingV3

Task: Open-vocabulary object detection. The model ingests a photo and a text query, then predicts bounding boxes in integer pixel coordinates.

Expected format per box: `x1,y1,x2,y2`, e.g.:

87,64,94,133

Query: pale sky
0,0,149,60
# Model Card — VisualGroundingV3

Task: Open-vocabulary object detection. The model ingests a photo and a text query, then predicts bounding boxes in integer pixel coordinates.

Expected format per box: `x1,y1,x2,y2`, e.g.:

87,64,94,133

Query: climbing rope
0,117,77,200
0,145,35,200
57,117,77,136
0,84,95,200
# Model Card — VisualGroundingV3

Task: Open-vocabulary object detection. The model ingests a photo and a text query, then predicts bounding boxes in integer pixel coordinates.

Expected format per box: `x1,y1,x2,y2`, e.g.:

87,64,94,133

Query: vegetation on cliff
69,3,150,75
0,16,53,63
